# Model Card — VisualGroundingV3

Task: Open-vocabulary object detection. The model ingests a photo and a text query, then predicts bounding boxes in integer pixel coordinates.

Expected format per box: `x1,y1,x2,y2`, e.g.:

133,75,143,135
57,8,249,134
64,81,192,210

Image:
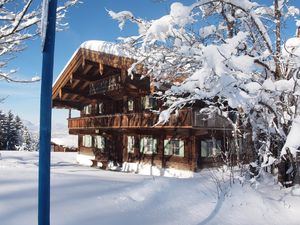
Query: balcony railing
68,109,193,130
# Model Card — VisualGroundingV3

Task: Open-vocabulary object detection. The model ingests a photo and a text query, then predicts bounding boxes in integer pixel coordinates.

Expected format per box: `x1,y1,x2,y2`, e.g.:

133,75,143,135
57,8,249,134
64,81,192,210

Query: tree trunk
274,0,282,80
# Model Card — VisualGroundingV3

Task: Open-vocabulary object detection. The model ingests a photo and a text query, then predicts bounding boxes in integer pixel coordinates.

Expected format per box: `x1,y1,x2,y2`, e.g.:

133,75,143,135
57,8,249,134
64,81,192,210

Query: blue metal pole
38,1,57,225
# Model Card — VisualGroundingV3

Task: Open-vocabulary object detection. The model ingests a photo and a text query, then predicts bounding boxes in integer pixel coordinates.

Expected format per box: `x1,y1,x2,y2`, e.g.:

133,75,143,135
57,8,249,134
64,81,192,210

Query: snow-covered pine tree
0,111,37,151
2,111,18,150
14,115,24,148
18,127,35,151
0,110,6,149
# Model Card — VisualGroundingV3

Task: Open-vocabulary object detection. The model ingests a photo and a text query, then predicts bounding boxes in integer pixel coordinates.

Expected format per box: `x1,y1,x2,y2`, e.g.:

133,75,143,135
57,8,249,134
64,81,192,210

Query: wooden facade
52,44,252,171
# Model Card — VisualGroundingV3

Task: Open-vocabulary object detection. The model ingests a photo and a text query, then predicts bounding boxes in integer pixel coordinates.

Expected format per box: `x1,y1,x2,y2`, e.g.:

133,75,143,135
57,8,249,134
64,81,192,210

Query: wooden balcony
68,109,193,130
68,109,233,131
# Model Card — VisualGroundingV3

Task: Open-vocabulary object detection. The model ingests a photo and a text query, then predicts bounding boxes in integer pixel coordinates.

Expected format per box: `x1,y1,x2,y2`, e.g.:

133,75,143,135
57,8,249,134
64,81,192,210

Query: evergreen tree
3,111,18,150
14,115,24,148
0,110,6,149
0,110,36,151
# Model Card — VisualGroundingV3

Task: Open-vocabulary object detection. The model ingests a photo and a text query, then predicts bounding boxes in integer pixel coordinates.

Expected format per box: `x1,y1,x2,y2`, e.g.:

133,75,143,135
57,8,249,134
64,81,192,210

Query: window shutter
153,138,157,153
164,139,170,155
179,140,184,157
140,138,144,153
201,141,208,157
127,136,134,153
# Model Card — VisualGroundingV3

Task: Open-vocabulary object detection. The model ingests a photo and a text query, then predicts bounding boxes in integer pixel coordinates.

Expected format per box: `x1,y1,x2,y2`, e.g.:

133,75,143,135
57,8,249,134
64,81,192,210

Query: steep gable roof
52,41,145,110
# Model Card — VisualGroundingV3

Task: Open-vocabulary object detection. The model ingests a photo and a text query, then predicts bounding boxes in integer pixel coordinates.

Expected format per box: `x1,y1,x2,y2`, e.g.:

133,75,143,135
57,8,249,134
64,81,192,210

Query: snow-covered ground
1,151,300,225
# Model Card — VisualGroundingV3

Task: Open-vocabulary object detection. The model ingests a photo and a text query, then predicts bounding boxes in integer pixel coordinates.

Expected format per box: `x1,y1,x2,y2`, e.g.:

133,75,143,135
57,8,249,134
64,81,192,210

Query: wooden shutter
164,139,171,155
179,140,184,157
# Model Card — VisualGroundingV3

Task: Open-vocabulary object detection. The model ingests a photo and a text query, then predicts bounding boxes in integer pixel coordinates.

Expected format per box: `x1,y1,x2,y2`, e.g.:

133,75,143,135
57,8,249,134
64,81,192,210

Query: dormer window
83,104,92,115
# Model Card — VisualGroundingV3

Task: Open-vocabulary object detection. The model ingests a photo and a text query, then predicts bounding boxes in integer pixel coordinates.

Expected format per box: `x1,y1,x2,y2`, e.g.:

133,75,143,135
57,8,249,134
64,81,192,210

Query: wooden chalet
52,41,252,171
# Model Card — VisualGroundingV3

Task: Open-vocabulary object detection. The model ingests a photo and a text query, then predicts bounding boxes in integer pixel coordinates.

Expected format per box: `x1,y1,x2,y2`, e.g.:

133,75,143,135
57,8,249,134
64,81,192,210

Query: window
140,136,157,154
164,139,184,157
128,99,134,111
94,135,105,151
108,76,117,90
141,95,154,109
127,136,135,153
83,104,92,115
201,137,221,157
98,102,104,114
82,135,92,147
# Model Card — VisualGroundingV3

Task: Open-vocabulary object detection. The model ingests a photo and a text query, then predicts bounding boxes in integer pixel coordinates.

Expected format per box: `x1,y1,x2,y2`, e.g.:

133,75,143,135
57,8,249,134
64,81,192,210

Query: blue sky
0,0,300,125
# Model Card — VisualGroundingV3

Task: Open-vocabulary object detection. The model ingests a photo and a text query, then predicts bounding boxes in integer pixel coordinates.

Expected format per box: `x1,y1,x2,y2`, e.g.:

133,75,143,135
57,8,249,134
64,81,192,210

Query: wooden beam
72,73,92,82
62,87,89,97
99,63,104,75
52,99,83,110
121,68,126,83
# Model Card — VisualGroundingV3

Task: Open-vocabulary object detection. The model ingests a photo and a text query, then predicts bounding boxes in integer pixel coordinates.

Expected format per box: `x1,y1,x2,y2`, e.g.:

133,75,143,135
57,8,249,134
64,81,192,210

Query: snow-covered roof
53,40,134,86
51,135,78,148
80,40,133,58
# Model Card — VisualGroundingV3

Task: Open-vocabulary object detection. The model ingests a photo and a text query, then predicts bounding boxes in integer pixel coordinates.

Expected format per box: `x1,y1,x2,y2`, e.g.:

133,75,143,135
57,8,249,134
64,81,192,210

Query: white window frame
164,139,184,157
82,135,92,148
140,136,157,154
127,136,135,153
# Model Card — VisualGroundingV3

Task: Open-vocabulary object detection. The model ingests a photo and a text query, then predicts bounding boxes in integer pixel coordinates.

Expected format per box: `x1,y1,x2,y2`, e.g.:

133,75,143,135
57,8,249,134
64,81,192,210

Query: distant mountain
22,120,39,134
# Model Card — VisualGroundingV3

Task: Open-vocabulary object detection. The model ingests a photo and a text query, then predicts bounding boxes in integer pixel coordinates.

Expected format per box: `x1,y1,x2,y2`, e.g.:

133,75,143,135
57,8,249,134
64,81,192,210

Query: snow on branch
0,0,80,83
0,71,40,83
109,0,300,159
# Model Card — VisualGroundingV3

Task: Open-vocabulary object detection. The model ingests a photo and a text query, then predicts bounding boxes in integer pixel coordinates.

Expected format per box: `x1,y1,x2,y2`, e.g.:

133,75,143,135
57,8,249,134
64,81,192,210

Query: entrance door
110,133,123,164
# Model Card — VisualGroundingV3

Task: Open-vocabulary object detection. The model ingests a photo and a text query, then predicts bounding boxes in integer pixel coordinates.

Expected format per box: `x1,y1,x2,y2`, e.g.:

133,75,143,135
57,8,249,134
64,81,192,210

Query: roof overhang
52,45,145,110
